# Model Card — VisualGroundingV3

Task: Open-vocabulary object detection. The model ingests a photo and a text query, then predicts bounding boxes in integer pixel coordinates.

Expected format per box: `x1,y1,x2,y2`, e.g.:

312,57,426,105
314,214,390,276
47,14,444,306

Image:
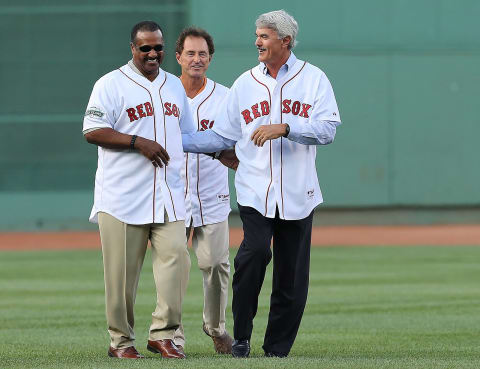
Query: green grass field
1,245,479,369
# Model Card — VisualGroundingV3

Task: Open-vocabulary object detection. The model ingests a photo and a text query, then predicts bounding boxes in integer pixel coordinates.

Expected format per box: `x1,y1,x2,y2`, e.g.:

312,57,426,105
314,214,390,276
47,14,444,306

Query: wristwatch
283,124,290,137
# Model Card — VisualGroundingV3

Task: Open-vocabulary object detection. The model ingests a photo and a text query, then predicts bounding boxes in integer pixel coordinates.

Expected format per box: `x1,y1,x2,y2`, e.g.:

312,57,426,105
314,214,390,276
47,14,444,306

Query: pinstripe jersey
83,63,196,224
183,78,231,227
212,56,341,220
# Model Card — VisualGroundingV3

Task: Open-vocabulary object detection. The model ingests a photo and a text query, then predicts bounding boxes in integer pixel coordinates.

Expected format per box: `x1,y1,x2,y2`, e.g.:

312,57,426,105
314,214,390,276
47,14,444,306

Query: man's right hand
135,136,170,168
84,128,169,168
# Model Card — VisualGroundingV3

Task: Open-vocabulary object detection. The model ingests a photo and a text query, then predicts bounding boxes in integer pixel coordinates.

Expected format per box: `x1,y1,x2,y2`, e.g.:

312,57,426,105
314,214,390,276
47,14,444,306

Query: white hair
255,9,298,49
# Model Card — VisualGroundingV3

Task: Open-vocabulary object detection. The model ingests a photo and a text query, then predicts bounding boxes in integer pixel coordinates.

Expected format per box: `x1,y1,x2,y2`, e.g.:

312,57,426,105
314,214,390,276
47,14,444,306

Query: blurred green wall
190,0,480,208
0,0,186,230
0,0,479,230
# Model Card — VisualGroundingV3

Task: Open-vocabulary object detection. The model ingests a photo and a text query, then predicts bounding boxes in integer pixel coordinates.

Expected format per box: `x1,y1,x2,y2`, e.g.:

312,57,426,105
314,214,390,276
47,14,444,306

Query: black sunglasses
137,44,164,52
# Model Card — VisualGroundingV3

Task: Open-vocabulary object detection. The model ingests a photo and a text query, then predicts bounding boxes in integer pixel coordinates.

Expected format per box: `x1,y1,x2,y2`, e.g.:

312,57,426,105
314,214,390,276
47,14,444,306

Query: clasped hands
205,123,289,170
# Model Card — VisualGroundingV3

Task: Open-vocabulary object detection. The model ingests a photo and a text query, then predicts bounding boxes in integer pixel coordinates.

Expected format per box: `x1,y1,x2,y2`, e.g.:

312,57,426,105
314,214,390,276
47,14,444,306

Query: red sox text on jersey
126,102,180,122
241,100,312,124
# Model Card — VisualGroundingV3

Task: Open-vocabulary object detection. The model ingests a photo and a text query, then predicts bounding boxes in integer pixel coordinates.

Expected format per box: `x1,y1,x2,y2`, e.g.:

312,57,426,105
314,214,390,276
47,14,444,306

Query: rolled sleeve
182,130,236,153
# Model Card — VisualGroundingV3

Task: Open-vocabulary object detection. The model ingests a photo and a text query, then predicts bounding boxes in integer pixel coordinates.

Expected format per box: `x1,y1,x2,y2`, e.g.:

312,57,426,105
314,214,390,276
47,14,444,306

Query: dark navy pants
232,204,313,356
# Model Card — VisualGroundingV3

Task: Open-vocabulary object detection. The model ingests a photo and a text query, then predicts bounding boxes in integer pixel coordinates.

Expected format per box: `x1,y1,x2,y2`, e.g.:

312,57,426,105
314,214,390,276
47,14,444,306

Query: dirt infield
0,225,479,250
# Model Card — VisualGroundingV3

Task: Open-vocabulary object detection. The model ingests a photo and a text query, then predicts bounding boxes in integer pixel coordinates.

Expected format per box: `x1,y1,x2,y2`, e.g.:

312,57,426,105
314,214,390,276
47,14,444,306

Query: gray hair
255,9,298,49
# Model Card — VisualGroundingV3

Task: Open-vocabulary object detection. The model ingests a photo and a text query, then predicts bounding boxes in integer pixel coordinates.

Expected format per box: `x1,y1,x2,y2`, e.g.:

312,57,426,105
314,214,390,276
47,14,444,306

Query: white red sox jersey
184,78,231,227
212,53,341,220
83,63,196,225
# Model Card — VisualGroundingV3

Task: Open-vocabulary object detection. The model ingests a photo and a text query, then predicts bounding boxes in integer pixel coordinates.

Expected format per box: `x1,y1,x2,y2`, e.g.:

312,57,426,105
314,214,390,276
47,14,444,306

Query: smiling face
130,30,164,81
255,27,290,67
176,36,211,79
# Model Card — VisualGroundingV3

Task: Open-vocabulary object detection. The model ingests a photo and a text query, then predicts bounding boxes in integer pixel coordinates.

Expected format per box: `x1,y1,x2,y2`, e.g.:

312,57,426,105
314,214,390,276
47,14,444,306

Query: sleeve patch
85,106,105,119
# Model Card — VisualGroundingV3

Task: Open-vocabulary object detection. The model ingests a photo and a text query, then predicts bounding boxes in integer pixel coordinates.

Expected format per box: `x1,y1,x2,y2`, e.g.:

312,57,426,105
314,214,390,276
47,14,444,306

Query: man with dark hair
83,20,194,359
175,27,215,56
130,20,163,43
173,26,235,355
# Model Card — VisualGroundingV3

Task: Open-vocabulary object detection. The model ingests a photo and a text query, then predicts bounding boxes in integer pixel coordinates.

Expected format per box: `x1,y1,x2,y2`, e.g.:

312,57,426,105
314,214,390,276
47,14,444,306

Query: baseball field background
1,0,480,368
1,0,479,230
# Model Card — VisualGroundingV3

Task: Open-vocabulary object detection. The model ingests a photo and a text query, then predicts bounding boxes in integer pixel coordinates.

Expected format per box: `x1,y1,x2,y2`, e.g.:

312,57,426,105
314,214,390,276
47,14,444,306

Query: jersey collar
127,59,164,84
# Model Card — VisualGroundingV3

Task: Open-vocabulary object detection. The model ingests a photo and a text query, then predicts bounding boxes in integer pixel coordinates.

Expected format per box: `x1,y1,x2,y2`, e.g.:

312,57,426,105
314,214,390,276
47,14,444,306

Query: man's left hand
218,148,239,170
251,124,288,147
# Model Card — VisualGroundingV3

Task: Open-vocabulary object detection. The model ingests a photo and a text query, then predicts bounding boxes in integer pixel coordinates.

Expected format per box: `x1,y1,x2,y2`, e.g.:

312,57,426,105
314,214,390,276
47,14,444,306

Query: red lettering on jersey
299,103,312,118
164,102,172,116
292,101,301,115
282,100,311,119
209,120,214,129
136,104,146,118
260,101,270,115
200,119,209,131
172,104,179,118
241,109,253,124
126,108,138,122
282,99,291,113
144,102,153,116
251,103,261,119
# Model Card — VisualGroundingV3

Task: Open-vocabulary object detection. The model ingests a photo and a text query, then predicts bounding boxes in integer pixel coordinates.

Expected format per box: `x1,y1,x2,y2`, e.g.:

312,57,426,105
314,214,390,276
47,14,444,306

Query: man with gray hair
181,9,341,358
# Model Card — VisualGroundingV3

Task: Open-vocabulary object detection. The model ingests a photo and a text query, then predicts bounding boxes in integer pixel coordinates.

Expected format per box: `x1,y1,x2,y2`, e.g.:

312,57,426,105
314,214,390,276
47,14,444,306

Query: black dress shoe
264,351,287,358
231,339,250,358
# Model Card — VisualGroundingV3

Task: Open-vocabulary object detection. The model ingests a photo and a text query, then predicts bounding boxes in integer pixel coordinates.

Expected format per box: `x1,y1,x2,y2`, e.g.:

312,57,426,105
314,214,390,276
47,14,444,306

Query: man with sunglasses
83,21,195,359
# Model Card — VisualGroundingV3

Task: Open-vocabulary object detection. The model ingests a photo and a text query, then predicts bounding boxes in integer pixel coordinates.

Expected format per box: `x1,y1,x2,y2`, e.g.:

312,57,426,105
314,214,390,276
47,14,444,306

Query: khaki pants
174,220,230,347
98,212,190,349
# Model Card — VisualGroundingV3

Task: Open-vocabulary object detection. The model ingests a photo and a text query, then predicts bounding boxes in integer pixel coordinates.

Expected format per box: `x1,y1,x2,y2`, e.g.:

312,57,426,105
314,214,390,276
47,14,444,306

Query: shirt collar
259,51,297,76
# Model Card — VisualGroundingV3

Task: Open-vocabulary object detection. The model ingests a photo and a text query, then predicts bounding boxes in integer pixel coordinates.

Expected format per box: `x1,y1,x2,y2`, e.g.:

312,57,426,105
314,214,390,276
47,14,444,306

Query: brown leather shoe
108,346,145,359
147,339,186,359
203,323,233,354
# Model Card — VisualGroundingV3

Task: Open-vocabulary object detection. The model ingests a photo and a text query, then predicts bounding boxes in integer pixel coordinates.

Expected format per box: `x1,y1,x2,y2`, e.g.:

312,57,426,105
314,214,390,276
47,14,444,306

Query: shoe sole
107,350,144,359
232,353,250,358
232,350,250,358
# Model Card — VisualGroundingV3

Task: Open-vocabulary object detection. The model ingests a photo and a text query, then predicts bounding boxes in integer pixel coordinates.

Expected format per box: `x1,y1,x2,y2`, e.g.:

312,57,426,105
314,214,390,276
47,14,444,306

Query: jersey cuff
83,127,103,135
284,120,303,142
83,119,112,134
